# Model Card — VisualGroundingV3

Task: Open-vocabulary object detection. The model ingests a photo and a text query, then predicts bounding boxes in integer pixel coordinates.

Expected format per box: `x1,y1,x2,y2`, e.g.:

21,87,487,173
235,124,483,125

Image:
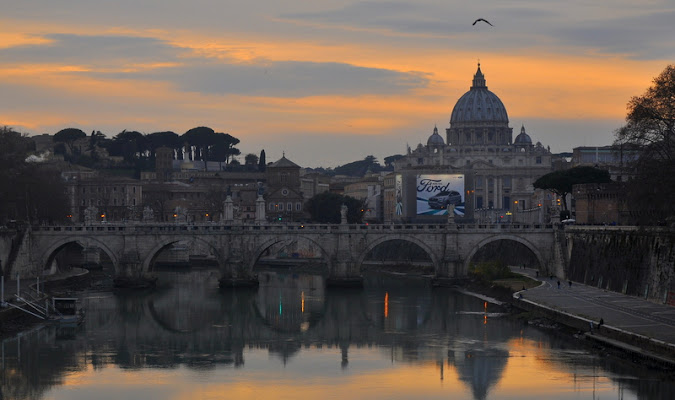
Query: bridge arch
248,235,332,273
39,235,119,273
356,235,440,273
463,234,546,275
142,236,225,273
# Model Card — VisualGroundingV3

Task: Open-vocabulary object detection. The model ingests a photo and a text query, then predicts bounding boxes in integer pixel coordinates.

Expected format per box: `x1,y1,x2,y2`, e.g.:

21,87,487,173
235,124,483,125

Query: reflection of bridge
1,276,531,400
11,223,563,285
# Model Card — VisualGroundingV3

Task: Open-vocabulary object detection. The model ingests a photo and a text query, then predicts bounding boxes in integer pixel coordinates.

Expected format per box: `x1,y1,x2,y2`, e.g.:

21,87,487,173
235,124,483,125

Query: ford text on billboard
416,174,465,216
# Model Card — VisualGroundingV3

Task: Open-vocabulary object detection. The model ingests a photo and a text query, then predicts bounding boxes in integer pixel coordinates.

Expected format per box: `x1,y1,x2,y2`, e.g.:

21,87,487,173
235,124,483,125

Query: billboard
416,174,465,216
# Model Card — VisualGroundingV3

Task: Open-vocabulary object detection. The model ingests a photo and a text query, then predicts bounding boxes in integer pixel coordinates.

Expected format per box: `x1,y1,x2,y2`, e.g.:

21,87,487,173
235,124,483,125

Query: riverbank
471,267,675,371
0,268,93,338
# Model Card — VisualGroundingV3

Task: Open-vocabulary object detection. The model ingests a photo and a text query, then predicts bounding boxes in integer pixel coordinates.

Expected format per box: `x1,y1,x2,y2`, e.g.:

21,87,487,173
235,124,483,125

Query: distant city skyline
1,1,673,167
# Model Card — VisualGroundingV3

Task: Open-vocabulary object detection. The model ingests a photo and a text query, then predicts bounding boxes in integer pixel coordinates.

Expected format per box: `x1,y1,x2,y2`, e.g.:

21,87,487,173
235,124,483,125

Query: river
1,269,673,399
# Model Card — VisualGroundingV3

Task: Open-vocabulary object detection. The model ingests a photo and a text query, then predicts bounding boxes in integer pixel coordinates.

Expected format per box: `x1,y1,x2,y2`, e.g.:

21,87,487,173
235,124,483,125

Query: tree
53,128,86,157
384,154,405,168
146,131,179,161
304,192,364,223
615,64,675,223
244,153,259,170
258,149,266,171
183,126,215,161
107,130,145,161
334,155,382,177
0,127,68,224
534,166,611,210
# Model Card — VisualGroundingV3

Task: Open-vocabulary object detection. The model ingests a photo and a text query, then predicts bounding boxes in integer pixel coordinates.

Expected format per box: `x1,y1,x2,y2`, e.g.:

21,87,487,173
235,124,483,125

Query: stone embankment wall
566,227,675,304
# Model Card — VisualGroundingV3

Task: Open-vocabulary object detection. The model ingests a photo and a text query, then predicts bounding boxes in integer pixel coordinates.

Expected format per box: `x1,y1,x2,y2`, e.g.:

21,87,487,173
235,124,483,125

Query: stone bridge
8,222,562,286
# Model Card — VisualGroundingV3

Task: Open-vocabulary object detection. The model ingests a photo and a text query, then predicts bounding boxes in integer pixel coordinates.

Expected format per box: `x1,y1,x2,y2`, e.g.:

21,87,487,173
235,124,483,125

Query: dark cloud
0,34,189,65
280,1,675,60
552,10,675,60
94,60,430,97
0,32,428,97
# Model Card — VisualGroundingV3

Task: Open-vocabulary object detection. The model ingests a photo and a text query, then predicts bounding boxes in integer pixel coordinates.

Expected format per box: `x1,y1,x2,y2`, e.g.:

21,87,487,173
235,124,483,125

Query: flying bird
472,18,493,26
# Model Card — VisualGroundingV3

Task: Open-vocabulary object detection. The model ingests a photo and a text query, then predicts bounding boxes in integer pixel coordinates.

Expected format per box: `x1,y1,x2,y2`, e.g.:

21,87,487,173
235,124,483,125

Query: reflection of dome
514,125,532,144
454,348,509,400
450,64,509,125
427,126,445,146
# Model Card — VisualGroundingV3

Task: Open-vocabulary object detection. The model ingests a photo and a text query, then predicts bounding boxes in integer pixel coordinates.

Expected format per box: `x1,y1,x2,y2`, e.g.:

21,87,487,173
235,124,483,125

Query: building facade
393,64,555,223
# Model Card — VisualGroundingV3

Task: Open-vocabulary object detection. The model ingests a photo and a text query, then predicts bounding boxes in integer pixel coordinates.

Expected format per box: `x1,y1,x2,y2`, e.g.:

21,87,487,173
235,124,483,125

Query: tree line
52,126,246,171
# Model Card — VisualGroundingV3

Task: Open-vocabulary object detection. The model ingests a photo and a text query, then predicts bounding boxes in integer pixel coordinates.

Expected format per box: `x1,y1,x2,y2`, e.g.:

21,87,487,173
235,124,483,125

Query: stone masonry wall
567,227,675,304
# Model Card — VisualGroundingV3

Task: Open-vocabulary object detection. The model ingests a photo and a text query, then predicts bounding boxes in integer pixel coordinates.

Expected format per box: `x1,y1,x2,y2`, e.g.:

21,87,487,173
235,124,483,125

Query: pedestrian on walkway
598,318,604,331
557,280,561,289
568,280,572,288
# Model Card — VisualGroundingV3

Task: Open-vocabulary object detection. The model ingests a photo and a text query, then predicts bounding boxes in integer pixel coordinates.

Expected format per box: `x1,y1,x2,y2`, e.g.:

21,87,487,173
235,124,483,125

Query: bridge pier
114,251,157,288
218,260,259,288
326,259,363,288
431,259,466,287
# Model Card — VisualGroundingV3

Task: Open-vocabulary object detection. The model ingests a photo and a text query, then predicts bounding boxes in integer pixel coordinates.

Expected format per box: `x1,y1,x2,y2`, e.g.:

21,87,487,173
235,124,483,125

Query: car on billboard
427,190,462,209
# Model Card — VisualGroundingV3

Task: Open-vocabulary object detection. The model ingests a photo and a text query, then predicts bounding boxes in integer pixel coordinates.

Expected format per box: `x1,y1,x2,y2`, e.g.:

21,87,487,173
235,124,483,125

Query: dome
514,125,532,144
427,126,445,146
450,64,509,125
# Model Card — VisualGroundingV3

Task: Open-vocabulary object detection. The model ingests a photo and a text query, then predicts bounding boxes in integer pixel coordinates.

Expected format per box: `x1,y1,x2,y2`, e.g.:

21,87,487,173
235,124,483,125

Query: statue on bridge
84,206,98,226
174,206,187,224
341,204,348,224
142,206,154,222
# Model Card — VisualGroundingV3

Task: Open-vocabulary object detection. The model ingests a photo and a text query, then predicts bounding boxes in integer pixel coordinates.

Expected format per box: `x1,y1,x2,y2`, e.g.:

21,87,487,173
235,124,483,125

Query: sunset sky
1,1,673,167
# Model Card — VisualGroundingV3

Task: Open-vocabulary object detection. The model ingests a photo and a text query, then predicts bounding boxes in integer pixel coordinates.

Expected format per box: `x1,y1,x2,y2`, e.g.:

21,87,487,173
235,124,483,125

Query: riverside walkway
513,267,675,366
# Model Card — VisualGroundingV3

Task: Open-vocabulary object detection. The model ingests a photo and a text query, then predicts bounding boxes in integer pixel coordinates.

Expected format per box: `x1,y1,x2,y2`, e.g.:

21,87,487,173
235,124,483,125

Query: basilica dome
450,64,509,125
514,125,532,144
427,126,445,146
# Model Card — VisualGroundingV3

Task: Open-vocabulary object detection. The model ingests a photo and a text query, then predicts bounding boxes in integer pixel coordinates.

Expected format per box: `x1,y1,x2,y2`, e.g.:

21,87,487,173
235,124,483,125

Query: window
503,196,510,210
296,202,302,211
287,202,292,212
503,176,511,188
475,176,483,188
536,156,542,164
279,203,284,211
269,203,274,211
476,196,483,209
133,199,136,206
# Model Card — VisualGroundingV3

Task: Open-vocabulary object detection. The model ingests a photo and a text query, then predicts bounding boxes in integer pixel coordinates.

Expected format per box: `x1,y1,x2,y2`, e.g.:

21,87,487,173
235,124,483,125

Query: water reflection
1,269,674,400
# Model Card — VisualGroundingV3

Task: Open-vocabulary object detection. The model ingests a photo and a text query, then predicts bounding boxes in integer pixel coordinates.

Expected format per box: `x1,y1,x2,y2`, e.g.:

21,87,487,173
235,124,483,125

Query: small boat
50,297,85,326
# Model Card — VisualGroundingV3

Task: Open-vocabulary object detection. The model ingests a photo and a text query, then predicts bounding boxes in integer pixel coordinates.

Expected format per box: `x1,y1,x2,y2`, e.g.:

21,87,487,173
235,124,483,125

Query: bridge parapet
30,223,555,234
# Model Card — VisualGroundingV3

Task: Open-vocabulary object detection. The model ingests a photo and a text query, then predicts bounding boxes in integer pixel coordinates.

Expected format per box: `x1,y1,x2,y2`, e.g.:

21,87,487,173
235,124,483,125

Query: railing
31,222,555,234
